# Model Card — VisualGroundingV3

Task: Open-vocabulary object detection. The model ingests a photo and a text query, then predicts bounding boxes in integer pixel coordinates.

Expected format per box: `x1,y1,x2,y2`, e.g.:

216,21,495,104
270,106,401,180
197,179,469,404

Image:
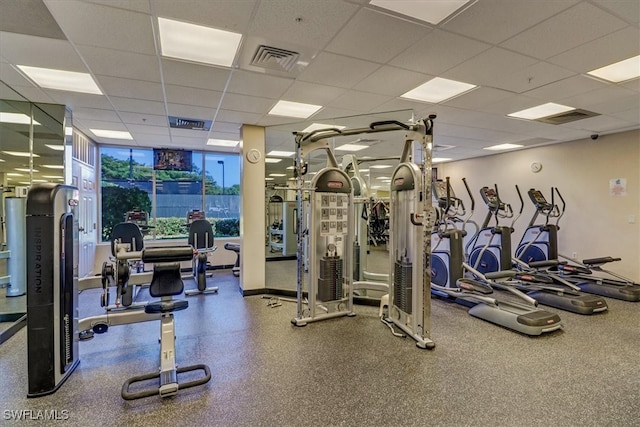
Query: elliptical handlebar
553,187,566,228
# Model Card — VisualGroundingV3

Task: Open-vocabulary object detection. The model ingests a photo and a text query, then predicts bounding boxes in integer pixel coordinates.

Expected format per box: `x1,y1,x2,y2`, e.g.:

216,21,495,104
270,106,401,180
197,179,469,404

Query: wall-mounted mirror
263,109,414,295
0,80,67,344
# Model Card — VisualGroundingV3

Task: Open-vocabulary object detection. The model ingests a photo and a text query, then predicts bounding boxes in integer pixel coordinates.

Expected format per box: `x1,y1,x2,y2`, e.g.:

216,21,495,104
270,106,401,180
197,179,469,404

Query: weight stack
393,259,412,314
318,255,343,302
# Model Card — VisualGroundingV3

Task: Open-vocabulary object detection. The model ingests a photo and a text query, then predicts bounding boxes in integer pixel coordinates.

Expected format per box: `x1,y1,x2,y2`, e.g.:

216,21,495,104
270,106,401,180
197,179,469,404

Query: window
100,146,240,241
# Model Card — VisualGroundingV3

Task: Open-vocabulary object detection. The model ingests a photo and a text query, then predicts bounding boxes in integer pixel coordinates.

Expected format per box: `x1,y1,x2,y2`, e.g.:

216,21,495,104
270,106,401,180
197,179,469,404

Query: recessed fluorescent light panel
207,139,239,147
587,55,640,83
484,143,524,151
335,144,368,152
45,144,65,151
2,151,38,157
401,77,477,103
432,157,452,163
507,103,575,120
370,0,472,24
302,123,347,133
90,129,133,140
42,165,64,169
370,164,393,169
265,177,274,181
158,17,242,67
267,150,295,157
17,65,102,95
268,100,322,118
0,112,41,125
269,173,286,177
15,168,38,172
265,158,282,163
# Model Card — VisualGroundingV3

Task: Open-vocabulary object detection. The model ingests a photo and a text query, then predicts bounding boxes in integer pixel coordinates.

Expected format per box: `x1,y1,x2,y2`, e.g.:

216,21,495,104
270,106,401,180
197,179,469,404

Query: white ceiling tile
161,59,232,92
353,66,431,97
247,0,359,50
297,52,380,89
168,136,208,150
164,85,222,109
71,107,121,122
444,47,538,88
166,103,215,121
220,93,276,114
75,45,161,82
585,93,640,115
80,0,151,14
77,119,128,131
326,7,431,63
308,107,373,122
44,0,156,54
479,93,544,116
127,124,170,136
153,0,257,33
491,61,576,94
45,91,112,110
96,76,164,101
210,121,241,134
622,78,640,92
328,90,392,112
0,32,86,71
109,97,166,115
559,86,638,112
443,0,579,44
119,112,167,127
500,2,627,60
130,133,172,147
390,30,490,75
227,70,293,99
547,27,640,74
280,81,346,105
609,108,639,123
591,0,640,24
215,109,263,124
444,87,517,110
559,114,634,132
524,75,608,101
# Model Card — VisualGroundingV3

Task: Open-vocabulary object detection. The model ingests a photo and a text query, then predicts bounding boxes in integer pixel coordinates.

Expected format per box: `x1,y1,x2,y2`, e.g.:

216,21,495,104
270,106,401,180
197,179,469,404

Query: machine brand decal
327,181,343,188
394,178,404,185
34,228,42,294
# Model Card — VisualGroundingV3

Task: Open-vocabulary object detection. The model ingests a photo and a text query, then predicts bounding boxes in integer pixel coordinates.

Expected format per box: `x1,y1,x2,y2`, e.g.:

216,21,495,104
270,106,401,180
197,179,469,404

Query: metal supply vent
536,109,600,125
251,45,300,72
168,116,212,131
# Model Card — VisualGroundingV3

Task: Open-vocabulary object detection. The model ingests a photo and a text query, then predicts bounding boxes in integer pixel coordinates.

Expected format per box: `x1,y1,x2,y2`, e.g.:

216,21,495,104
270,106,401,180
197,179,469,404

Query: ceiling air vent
168,116,211,131
536,109,600,125
251,45,300,72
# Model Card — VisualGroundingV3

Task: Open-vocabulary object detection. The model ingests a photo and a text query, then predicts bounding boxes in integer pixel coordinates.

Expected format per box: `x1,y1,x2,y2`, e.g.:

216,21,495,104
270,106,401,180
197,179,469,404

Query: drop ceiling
0,0,638,186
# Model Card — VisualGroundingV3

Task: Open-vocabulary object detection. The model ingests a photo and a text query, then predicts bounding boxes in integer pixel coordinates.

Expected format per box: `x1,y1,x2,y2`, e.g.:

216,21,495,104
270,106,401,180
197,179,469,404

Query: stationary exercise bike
185,212,218,296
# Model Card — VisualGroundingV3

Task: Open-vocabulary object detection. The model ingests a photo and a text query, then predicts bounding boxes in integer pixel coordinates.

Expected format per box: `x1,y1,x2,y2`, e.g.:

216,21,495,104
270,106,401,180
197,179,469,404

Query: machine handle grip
369,120,410,130
410,213,423,226
293,208,298,235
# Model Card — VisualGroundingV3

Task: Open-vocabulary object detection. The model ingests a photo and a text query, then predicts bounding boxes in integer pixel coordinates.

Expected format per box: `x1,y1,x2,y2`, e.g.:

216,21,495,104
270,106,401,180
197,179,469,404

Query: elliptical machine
516,187,640,302
470,184,607,314
431,178,563,335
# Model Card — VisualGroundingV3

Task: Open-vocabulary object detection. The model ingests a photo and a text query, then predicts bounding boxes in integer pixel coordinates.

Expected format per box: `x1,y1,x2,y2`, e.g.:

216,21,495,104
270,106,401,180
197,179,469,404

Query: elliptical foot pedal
121,364,211,400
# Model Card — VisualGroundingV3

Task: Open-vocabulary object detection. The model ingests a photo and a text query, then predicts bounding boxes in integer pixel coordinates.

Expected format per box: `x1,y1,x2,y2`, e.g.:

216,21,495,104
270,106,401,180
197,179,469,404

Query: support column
239,125,266,293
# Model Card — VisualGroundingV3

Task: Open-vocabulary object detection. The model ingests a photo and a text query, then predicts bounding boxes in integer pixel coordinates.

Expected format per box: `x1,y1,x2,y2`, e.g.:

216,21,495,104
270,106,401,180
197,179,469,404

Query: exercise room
1,1,639,426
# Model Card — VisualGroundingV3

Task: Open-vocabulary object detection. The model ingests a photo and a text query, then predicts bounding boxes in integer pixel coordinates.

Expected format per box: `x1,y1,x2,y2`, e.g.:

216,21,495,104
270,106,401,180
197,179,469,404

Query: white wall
440,129,640,280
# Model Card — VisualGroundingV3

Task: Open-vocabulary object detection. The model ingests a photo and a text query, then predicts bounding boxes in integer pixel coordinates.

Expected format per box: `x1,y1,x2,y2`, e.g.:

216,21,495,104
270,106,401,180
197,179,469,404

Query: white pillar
239,125,266,293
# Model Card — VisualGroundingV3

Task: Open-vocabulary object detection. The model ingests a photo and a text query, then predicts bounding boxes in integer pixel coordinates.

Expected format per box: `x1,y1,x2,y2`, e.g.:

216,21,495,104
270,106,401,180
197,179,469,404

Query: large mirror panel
0,81,66,344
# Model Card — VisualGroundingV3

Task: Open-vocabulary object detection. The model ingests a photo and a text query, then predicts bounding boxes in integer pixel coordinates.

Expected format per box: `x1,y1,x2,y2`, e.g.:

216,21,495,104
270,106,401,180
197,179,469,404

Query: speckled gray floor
1,267,639,427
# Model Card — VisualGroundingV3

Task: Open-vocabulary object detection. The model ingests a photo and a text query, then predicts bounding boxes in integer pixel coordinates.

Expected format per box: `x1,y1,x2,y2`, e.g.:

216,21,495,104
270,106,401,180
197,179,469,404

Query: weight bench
224,242,240,277
122,246,211,400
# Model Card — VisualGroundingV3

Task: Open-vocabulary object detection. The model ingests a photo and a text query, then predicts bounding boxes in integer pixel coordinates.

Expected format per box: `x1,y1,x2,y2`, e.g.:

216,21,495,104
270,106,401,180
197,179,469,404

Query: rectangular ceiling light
268,100,322,118
370,164,393,169
587,55,640,83
2,151,38,157
90,129,133,140
265,158,282,163
267,150,295,157
265,177,274,181
302,123,347,133
370,0,472,25
401,77,477,103
207,139,239,147
45,144,65,151
484,143,524,151
269,173,286,177
15,168,38,172
42,164,64,169
17,65,102,95
335,144,368,152
433,157,452,163
158,17,242,67
0,112,41,125
507,103,575,120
